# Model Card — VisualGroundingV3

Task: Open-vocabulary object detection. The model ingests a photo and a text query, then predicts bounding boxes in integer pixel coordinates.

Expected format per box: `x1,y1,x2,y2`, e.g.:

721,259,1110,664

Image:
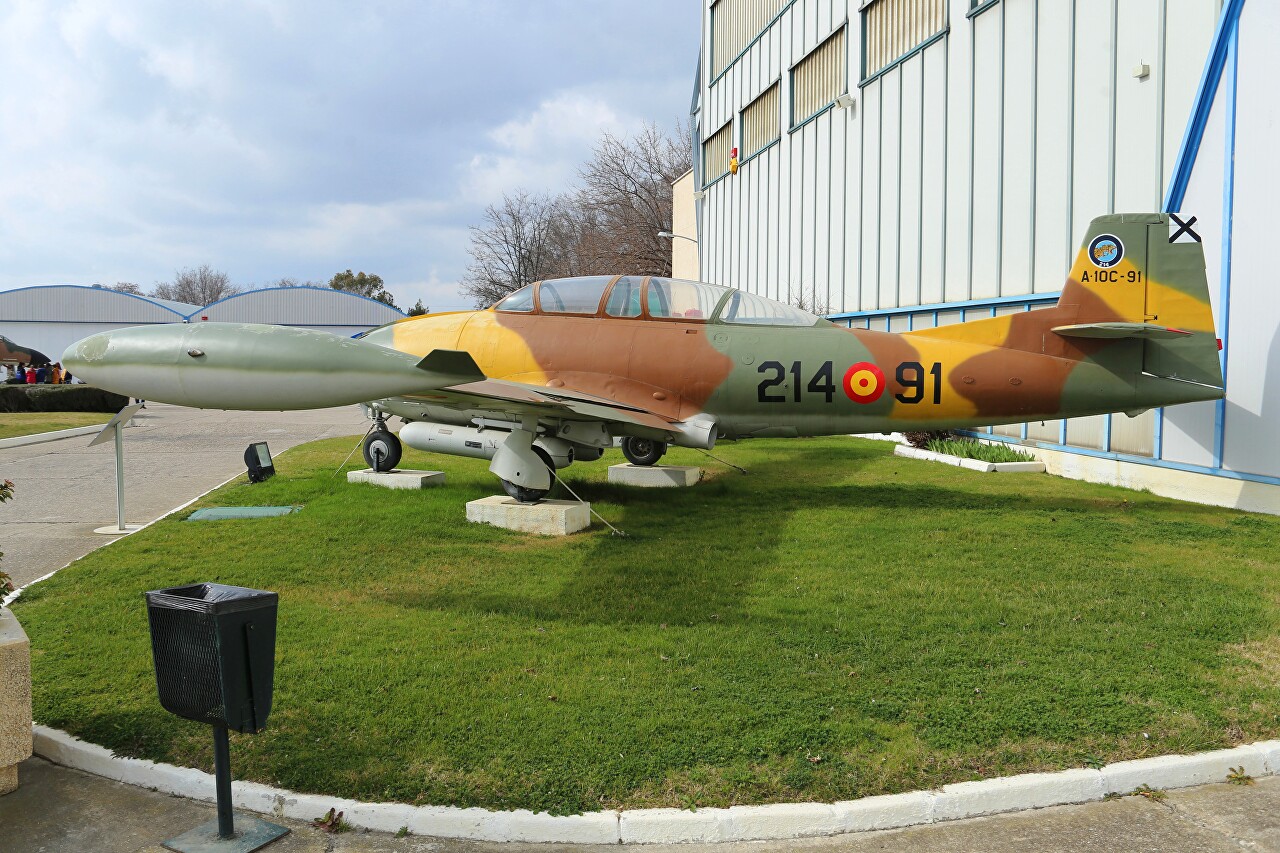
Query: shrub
902,430,953,449
924,437,1036,464
0,385,129,414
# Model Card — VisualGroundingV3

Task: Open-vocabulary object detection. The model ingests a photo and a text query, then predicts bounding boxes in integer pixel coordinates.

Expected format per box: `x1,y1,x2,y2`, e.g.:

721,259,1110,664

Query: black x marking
1170,214,1201,243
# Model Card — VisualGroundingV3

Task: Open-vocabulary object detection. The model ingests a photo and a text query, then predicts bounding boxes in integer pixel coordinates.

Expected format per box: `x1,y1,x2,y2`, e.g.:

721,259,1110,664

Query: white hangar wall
694,0,1280,511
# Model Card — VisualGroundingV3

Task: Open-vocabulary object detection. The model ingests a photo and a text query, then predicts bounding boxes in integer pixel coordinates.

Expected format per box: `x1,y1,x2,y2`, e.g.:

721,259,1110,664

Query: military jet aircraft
64,213,1223,502
0,335,50,366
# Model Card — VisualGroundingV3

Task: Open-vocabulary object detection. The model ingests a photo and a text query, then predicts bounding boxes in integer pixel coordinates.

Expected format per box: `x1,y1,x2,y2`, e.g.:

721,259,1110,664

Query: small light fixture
244,442,275,483
835,92,857,112
692,190,706,200
1133,62,1150,79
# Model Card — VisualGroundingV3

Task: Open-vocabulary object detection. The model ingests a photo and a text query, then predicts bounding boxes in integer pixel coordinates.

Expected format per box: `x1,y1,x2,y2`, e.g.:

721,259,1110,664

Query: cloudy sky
0,1,700,310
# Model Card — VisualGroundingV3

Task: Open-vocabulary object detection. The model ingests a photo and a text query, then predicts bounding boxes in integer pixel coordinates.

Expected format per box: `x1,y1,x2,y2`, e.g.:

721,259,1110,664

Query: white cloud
461,89,643,204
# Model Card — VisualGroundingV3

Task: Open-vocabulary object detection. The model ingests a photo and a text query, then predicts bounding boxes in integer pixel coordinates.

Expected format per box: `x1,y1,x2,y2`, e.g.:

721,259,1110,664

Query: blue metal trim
1213,26,1239,469
189,285,407,320
708,0,798,89
826,291,1058,321
1162,0,1247,211
1154,408,1165,459
858,29,948,88
789,102,836,133
0,284,192,318
740,136,780,168
966,0,1000,19
959,430,1280,488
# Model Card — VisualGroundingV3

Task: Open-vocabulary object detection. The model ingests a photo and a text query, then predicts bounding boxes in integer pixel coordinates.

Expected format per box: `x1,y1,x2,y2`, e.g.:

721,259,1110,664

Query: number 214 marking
757,360,942,405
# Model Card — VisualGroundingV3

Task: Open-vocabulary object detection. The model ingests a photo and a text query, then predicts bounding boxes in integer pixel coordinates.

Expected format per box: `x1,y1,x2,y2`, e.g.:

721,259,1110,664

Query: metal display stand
89,403,144,535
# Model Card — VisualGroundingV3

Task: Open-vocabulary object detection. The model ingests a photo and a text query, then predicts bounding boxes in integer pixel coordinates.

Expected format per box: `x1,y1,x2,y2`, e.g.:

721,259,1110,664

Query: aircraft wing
399,348,678,433
399,378,676,433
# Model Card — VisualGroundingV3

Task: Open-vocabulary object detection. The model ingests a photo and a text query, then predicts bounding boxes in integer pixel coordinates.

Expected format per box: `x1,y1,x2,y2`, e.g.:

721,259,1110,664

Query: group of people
3,362,74,384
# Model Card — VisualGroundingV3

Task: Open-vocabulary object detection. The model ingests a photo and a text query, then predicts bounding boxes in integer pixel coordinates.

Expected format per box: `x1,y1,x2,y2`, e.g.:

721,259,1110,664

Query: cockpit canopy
493,276,828,328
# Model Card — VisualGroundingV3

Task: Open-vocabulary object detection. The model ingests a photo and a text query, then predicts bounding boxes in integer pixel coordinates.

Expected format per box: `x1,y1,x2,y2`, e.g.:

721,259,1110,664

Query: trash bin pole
213,724,234,839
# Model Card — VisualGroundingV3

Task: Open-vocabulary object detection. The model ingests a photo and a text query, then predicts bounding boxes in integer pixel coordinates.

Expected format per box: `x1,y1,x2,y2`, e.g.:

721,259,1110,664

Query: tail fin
1060,213,1222,389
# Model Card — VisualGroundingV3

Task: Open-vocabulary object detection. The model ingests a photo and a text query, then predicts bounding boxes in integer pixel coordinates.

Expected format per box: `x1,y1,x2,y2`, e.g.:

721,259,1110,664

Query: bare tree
152,264,239,304
577,123,692,276
460,191,576,306
458,124,692,307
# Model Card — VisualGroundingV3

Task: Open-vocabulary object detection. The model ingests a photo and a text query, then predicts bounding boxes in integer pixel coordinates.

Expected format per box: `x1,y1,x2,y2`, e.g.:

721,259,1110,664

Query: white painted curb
894,444,1046,473
0,423,108,450
29,726,1280,844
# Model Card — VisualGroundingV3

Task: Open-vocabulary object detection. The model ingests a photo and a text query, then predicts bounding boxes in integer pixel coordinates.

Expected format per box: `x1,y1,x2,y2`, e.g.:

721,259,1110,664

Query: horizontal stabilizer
416,349,486,386
1052,322,1192,340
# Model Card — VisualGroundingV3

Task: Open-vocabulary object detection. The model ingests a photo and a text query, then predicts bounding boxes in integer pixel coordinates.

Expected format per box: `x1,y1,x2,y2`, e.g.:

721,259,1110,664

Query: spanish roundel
843,362,885,404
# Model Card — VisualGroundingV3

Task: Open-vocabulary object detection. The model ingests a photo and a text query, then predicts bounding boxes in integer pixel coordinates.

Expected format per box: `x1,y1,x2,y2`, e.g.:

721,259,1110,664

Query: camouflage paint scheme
63,213,1223,493
0,335,50,365
364,213,1223,439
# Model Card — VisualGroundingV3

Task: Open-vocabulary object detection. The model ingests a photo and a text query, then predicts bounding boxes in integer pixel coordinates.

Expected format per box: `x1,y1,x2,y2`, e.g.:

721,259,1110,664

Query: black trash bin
145,582,278,734
145,582,288,848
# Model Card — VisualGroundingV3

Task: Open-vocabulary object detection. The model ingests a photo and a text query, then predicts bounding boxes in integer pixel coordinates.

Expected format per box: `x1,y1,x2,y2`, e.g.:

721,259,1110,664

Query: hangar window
703,121,734,184
861,0,947,80
537,277,613,315
741,82,780,159
644,278,728,322
718,290,825,327
710,0,785,79
791,28,845,126
494,285,534,312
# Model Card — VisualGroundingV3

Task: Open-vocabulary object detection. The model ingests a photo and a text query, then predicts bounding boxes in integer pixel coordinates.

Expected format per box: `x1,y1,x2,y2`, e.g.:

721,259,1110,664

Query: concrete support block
607,464,703,488
347,469,445,490
1101,746,1268,794
933,769,1103,821
465,497,590,536
0,609,32,795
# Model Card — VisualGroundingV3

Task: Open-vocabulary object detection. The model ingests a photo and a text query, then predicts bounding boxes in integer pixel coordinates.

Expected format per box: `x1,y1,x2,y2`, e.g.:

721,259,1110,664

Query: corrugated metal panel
0,286,190,323
792,27,845,125
711,0,785,78
863,0,945,79
742,82,780,158
198,287,404,327
703,121,734,183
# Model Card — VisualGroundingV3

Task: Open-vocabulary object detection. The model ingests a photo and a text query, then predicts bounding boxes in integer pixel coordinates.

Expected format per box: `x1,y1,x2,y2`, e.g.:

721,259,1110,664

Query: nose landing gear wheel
363,429,402,472
621,436,666,466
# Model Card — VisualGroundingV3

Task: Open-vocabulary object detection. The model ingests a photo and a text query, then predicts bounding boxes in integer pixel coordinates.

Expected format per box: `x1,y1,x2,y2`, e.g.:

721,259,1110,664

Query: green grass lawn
0,411,112,440
12,436,1280,814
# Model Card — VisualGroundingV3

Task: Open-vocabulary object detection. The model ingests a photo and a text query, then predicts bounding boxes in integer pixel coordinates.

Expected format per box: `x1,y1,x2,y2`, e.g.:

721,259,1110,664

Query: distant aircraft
0,335,50,366
65,213,1223,502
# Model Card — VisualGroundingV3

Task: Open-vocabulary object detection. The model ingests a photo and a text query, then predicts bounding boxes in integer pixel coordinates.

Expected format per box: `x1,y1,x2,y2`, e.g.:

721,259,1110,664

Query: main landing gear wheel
499,446,554,504
363,429,402,472
621,436,667,466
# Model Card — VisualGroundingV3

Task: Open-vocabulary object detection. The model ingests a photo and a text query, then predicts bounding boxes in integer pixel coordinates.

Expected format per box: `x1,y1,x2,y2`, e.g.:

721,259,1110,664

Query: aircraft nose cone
63,332,112,379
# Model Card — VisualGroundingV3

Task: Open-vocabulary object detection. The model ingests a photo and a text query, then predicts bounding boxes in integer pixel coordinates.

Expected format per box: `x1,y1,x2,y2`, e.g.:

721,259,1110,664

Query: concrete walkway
3,756,1278,852
0,403,367,587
